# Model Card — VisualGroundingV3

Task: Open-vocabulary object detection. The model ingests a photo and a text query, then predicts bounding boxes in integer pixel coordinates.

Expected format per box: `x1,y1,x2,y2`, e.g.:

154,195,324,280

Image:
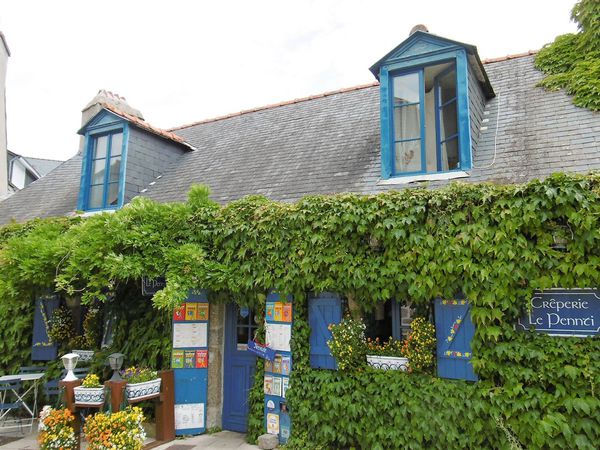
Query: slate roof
0,155,82,223
1,53,599,224
23,156,63,177
142,54,600,204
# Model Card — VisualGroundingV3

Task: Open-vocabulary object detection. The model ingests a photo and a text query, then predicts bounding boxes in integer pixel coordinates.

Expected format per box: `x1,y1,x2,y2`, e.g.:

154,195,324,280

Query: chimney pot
409,24,429,36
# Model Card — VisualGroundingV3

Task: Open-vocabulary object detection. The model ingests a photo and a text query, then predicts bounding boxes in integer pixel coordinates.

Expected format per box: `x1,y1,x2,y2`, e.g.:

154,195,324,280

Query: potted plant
122,367,161,401
365,337,409,371
74,373,105,406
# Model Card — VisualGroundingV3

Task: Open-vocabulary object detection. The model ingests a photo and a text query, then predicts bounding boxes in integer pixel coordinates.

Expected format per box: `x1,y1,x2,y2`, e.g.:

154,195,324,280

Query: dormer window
370,29,494,182
87,130,123,209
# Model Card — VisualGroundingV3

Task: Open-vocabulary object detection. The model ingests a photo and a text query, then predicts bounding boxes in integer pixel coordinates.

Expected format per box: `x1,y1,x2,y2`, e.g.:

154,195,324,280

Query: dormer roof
369,30,494,99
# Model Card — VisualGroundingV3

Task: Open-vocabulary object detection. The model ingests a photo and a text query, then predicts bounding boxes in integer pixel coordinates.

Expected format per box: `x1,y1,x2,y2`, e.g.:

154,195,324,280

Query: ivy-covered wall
1,173,599,448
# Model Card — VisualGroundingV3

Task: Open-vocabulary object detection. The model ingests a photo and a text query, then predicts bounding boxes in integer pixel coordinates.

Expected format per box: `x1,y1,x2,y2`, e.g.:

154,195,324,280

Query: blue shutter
434,298,477,381
32,295,60,361
309,294,342,370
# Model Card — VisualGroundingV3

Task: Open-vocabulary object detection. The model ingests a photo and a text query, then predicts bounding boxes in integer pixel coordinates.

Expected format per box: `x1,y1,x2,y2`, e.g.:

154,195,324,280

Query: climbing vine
535,0,600,111
1,173,600,448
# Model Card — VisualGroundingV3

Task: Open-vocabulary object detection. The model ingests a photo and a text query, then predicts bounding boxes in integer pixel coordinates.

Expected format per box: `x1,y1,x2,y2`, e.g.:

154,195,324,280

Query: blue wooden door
222,304,258,432
308,293,342,369
434,298,477,381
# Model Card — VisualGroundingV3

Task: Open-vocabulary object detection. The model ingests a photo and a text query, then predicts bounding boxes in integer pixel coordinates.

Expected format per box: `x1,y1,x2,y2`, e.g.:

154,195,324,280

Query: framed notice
265,323,292,352
173,323,208,348
175,403,205,430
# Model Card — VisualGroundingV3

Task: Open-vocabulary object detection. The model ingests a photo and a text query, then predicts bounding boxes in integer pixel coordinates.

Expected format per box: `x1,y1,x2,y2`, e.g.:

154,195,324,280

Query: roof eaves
482,50,538,65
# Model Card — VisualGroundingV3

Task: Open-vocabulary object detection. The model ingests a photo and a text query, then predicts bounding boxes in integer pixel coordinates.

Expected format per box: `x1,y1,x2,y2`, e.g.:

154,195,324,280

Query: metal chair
18,366,47,375
0,378,25,434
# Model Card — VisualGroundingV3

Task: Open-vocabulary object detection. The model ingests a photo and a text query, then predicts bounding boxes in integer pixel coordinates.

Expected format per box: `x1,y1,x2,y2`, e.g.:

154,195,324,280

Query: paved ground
0,430,259,450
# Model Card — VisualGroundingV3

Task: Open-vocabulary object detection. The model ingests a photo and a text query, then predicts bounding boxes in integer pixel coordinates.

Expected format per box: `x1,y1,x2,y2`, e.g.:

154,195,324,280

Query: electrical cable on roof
473,93,500,170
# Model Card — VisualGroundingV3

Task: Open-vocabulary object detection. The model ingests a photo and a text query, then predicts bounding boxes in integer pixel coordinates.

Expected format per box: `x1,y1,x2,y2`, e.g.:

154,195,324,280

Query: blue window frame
377,46,472,180
86,130,124,210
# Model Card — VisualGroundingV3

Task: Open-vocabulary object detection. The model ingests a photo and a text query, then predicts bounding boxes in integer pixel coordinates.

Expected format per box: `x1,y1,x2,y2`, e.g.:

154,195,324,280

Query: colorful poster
267,413,279,435
274,302,283,322
197,304,209,321
281,356,291,376
173,304,186,321
265,359,273,373
184,350,196,368
195,350,208,368
185,303,198,321
266,302,275,321
264,376,273,395
282,377,289,398
273,355,282,374
171,350,184,369
265,323,292,352
282,303,292,322
273,376,282,397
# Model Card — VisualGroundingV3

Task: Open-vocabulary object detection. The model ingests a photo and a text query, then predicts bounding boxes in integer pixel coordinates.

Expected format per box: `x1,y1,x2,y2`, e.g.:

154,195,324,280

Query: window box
125,378,161,402
73,386,105,407
367,355,408,371
71,349,94,363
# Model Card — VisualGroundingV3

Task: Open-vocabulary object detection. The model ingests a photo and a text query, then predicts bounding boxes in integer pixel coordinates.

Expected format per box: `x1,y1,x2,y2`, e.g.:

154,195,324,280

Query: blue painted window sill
377,170,470,186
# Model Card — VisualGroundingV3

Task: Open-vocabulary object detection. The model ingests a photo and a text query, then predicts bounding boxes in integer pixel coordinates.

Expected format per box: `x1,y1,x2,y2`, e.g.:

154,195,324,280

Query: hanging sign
142,276,166,296
248,340,276,361
517,289,600,337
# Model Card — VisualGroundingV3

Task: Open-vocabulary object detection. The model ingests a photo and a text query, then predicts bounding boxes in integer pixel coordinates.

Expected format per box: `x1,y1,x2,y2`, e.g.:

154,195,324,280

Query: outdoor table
0,372,45,419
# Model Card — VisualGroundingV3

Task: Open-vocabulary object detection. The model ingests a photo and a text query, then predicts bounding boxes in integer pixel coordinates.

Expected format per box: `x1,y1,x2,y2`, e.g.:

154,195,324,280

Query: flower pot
74,386,105,406
72,349,94,362
125,378,162,402
367,355,408,371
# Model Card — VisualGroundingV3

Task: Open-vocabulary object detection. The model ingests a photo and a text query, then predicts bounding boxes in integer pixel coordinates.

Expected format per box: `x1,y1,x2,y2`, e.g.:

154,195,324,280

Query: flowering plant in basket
121,367,157,384
38,406,77,450
365,336,404,356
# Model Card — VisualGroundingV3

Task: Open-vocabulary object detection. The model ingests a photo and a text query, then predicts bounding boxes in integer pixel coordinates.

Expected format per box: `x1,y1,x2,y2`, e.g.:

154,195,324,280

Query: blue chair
0,379,25,433
18,366,47,375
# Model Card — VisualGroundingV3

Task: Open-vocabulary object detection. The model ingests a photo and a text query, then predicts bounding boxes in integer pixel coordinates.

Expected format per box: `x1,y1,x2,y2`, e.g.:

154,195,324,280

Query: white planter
125,378,162,402
367,355,409,371
72,349,94,362
74,386,105,406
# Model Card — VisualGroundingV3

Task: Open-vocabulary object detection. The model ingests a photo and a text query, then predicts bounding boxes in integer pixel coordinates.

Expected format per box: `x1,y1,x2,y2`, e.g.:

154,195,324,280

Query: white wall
0,34,9,199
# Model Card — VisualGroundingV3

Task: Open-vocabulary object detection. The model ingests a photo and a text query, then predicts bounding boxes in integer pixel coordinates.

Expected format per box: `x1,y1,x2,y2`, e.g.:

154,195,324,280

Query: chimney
0,32,10,200
409,24,429,36
78,90,144,153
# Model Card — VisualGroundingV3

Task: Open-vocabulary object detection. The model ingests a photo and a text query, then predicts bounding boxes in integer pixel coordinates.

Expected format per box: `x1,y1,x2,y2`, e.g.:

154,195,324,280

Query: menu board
173,323,208,348
263,293,293,444
173,290,210,436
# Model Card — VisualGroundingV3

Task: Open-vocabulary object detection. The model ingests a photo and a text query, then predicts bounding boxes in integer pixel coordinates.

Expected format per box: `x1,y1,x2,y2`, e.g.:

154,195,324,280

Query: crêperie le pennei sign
517,289,600,337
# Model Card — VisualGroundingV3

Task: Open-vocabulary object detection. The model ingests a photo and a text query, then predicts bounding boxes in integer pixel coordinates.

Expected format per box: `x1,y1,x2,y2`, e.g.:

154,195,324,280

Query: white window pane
107,183,119,206
91,159,106,185
111,132,123,156
395,140,422,173
441,138,459,171
394,104,420,141
393,73,420,105
439,69,457,104
93,135,108,159
109,157,121,182
89,185,104,209
440,103,458,140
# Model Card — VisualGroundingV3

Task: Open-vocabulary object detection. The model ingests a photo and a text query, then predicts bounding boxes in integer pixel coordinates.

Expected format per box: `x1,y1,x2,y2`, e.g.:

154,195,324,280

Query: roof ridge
482,50,538,64
168,81,379,131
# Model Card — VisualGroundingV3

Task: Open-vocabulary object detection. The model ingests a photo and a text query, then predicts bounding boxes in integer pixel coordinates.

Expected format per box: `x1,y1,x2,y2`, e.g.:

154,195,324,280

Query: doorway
222,304,258,432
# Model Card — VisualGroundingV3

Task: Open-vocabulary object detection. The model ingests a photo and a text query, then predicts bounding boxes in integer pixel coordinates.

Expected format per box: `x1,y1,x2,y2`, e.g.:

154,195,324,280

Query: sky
1,0,578,161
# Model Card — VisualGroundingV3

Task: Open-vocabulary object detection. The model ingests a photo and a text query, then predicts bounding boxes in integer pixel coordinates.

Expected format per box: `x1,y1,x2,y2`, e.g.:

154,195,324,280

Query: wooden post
105,380,127,412
59,379,82,450
155,370,175,443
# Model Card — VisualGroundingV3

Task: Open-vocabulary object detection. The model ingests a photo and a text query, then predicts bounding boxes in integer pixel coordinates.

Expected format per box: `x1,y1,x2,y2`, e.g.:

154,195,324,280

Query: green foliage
0,174,600,447
328,316,367,371
535,0,600,111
